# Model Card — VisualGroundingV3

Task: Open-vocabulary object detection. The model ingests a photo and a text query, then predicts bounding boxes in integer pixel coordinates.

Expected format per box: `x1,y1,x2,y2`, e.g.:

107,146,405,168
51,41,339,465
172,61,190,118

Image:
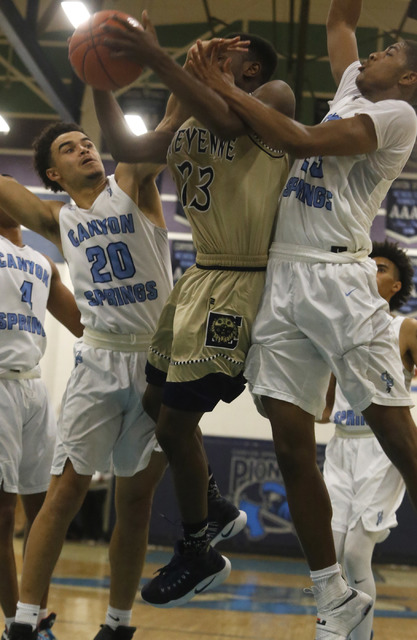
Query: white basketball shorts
0,378,56,494
324,434,405,536
52,340,157,477
245,257,412,420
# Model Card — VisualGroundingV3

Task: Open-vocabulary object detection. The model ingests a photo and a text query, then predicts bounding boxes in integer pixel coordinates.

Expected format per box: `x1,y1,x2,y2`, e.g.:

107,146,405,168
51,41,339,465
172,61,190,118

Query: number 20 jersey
59,176,173,335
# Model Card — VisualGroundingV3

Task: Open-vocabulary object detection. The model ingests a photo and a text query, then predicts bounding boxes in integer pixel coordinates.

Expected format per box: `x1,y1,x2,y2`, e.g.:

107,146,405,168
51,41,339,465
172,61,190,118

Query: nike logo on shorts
345,288,357,297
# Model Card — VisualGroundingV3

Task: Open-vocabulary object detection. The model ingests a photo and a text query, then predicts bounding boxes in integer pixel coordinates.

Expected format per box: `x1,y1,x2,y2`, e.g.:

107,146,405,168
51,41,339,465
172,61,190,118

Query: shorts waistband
334,425,373,438
196,252,268,270
196,263,266,272
270,242,369,263
83,327,153,352
0,368,40,380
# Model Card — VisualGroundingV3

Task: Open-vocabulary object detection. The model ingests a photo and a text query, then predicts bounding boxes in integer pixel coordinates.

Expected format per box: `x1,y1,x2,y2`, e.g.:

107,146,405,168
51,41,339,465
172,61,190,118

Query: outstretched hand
185,36,249,66
101,9,160,65
188,40,235,93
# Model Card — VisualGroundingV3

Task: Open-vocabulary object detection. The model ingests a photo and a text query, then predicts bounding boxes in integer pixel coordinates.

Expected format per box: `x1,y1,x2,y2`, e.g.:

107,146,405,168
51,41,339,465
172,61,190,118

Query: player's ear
393,280,402,294
46,167,61,183
400,69,417,87
243,60,261,78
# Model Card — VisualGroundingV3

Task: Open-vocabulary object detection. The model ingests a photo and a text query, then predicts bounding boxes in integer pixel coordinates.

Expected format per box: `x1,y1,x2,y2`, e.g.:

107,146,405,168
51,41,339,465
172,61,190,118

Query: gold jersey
167,117,288,268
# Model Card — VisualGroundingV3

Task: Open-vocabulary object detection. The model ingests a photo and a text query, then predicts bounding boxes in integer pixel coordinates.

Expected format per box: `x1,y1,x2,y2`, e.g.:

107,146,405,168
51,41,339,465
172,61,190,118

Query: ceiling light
0,115,10,134
124,115,148,136
61,2,90,28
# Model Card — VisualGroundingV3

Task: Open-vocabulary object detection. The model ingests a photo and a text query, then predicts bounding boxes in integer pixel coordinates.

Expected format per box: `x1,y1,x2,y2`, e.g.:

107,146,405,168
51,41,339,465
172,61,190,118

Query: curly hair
32,122,86,193
370,239,414,310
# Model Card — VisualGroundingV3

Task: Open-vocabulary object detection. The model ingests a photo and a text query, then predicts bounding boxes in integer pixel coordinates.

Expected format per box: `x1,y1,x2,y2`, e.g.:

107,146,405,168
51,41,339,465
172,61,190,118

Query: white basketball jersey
0,235,51,373
59,176,173,334
275,61,417,256
331,315,412,436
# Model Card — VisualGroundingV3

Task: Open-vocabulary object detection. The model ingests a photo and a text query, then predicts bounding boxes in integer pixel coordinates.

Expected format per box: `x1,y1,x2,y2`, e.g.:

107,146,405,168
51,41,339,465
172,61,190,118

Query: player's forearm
327,0,362,32
93,89,173,163
47,284,84,338
217,84,312,156
144,45,245,138
157,93,191,134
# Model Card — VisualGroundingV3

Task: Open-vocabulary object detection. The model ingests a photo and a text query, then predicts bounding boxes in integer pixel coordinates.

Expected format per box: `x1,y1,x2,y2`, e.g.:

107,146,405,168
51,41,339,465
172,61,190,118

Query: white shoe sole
316,590,373,639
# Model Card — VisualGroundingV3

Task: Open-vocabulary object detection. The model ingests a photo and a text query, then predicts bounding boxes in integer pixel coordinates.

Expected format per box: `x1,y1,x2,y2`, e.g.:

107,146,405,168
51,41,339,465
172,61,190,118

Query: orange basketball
68,10,143,91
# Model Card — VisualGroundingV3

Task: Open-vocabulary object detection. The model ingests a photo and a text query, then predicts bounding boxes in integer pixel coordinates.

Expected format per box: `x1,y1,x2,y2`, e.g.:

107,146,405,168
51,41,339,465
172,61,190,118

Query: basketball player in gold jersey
101,11,295,605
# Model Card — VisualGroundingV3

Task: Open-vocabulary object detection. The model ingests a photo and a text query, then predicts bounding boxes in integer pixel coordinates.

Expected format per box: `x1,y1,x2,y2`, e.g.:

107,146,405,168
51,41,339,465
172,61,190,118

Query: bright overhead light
124,115,148,136
0,115,10,134
61,2,90,28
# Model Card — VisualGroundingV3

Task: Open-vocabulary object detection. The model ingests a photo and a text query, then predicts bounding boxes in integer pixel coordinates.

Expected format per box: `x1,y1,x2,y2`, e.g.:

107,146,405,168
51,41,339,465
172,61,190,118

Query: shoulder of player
252,80,295,119
399,316,417,342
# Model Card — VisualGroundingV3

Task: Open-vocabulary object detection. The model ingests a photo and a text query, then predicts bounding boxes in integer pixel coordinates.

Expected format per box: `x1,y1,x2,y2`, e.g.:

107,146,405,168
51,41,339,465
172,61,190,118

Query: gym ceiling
0,0,416,152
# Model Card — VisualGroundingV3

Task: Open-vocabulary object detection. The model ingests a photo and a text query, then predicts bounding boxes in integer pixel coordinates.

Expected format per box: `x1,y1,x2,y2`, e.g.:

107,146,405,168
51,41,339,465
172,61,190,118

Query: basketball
68,10,143,91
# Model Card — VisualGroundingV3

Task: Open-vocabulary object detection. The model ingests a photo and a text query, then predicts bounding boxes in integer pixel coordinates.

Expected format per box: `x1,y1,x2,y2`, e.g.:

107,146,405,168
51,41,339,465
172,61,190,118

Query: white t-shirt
274,61,417,255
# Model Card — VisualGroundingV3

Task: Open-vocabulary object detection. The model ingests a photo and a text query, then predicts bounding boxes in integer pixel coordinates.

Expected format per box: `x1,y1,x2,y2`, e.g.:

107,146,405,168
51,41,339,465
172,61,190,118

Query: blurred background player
0,177,83,640
321,240,416,640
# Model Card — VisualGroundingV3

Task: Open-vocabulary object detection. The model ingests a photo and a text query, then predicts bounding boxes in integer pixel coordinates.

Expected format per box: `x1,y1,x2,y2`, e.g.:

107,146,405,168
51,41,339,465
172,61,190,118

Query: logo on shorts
381,370,394,393
75,350,83,366
376,510,384,526
205,311,242,350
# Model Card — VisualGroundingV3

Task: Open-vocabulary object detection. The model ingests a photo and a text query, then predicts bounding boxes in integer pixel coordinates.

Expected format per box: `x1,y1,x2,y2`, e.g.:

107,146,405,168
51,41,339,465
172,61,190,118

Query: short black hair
370,239,414,310
404,39,417,71
225,32,278,84
33,122,85,193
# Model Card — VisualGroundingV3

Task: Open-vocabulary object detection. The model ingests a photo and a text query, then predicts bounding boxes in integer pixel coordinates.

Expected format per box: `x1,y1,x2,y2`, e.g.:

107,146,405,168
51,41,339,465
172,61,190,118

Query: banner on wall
386,178,417,244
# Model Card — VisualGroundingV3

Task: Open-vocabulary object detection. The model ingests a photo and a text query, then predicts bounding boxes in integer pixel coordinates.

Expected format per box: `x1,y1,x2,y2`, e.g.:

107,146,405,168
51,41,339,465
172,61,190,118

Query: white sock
15,602,40,631
310,563,349,609
310,562,341,591
5,617,15,632
37,609,48,625
105,606,132,630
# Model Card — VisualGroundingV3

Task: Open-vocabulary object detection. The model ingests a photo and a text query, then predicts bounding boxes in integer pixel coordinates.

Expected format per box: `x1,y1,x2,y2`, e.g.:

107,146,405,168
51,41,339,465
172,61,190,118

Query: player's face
356,42,409,96
47,131,105,188
217,50,244,86
374,256,402,304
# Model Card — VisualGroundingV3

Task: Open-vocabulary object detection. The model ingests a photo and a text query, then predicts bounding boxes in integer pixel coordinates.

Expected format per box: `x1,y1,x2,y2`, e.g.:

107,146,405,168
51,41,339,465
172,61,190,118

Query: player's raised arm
0,175,62,246
189,47,376,158
102,12,256,139
92,89,174,164
326,0,361,86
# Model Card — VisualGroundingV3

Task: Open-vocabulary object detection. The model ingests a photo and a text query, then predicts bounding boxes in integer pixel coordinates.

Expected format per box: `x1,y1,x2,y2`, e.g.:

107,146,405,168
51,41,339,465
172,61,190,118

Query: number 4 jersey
59,176,173,335
0,235,51,374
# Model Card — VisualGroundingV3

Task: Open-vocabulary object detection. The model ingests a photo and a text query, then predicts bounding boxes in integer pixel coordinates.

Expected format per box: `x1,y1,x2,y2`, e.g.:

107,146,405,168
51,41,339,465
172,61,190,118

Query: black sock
182,519,209,552
207,465,221,500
